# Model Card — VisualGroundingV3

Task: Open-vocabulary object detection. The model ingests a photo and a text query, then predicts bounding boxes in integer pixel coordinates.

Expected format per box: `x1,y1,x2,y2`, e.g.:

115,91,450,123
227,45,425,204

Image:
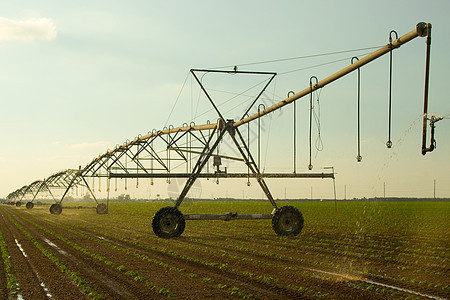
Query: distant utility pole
344,184,347,200
384,182,386,198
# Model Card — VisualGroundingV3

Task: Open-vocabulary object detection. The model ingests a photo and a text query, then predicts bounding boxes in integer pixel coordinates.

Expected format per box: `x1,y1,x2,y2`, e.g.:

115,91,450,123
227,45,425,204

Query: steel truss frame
7,169,101,209
56,69,333,215
14,68,333,216
36,69,334,216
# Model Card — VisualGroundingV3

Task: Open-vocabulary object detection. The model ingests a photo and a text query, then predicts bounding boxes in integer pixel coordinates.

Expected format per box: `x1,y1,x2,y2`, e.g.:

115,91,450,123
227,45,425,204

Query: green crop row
23,211,186,275
217,282,258,299
2,208,102,299
19,210,261,299
38,214,284,298
31,213,272,279
21,201,449,298
176,218,447,295
45,213,368,297
0,221,20,297
218,229,446,281
291,285,330,298
11,210,177,298
347,281,397,297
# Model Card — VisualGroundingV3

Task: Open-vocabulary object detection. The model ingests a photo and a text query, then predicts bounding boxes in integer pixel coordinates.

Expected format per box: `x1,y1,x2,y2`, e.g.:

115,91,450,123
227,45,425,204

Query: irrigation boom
234,22,431,127
7,22,437,239
112,22,432,151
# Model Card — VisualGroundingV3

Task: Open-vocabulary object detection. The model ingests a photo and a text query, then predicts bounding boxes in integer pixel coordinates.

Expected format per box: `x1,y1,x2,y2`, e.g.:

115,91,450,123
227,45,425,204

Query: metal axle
184,212,273,221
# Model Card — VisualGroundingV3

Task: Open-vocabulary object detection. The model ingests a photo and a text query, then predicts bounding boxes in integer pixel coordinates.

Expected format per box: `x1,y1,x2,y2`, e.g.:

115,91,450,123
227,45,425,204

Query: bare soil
1,203,448,299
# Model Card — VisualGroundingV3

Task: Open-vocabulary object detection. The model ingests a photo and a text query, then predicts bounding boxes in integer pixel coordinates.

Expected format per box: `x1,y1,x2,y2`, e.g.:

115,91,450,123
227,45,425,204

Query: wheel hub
160,214,178,233
279,212,298,232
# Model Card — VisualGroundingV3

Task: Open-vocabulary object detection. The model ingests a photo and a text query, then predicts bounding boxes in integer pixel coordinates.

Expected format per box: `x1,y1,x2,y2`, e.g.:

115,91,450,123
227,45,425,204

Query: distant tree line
117,194,131,201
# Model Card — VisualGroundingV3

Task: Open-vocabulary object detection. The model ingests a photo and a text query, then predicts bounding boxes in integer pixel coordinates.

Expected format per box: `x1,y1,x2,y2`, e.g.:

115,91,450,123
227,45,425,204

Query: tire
49,203,63,215
96,203,108,214
26,202,34,209
15,201,22,207
272,206,304,236
152,206,185,238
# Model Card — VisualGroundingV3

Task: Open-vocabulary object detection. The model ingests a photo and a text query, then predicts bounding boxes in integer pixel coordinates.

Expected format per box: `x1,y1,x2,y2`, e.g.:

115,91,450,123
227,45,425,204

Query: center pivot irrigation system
6,22,441,238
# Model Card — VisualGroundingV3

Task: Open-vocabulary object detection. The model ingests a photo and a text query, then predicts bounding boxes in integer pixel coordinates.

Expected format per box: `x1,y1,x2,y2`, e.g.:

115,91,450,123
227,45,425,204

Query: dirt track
1,202,449,299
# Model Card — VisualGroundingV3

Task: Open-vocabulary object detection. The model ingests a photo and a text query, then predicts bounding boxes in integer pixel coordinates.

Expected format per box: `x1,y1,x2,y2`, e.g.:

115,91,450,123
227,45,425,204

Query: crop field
0,200,448,299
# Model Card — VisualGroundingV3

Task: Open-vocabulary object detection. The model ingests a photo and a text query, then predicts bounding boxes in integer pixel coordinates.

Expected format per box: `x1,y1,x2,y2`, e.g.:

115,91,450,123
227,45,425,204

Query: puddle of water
40,282,53,298
43,238,68,256
14,239,27,258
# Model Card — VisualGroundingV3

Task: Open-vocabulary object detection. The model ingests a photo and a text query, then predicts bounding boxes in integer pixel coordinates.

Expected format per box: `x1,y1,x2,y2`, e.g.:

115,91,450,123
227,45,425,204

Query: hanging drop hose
288,91,296,173
246,114,251,186
312,91,323,158
257,104,265,171
387,30,398,148
352,57,362,162
308,76,318,170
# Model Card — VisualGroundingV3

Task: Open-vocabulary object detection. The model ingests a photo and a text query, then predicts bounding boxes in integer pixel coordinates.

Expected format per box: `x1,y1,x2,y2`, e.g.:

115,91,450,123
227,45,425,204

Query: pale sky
1,1,449,200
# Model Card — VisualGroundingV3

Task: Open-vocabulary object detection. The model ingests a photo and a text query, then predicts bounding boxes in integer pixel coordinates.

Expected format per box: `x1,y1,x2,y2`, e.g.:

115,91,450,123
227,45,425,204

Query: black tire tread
49,203,63,215
272,205,304,236
152,206,185,238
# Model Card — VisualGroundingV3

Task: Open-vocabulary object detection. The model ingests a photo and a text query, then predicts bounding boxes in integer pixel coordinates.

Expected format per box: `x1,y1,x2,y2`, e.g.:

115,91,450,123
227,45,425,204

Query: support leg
231,127,278,210
174,127,224,208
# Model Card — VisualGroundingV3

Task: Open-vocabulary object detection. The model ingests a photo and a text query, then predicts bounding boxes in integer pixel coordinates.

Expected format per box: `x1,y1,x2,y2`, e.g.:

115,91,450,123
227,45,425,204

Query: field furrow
0,208,91,299
1,200,448,299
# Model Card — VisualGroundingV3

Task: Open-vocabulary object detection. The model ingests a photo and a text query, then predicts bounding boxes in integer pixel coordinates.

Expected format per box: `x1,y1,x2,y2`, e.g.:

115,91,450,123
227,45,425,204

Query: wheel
152,206,185,238
96,203,108,214
272,206,304,236
26,202,34,209
49,203,63,215
15,201,22,207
